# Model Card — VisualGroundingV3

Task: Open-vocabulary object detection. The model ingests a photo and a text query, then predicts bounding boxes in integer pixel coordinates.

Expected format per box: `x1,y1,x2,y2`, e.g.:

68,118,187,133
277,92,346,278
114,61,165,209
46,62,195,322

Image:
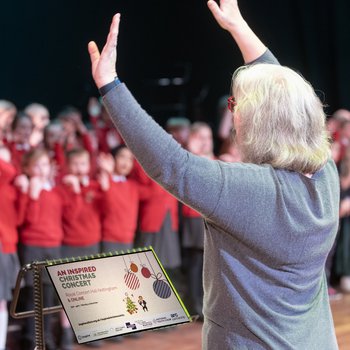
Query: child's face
26,155,51,180
61,117,76,134
197,127,213,155
169,126,190,146
45,124,63,149
68,153,90,177
190,126,213,156
30,109,50,130
114,148,134,176
13,117,33,144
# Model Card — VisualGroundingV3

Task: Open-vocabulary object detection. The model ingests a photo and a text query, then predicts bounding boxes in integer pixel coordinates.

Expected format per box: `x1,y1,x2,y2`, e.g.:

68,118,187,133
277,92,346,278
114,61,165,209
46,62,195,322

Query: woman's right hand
207,0,244,32
207,0,266,64
88,14,120,89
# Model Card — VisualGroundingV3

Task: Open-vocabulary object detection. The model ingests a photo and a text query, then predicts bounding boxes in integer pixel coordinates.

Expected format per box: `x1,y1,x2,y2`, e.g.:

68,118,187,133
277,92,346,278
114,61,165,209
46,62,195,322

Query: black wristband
99,77,122,96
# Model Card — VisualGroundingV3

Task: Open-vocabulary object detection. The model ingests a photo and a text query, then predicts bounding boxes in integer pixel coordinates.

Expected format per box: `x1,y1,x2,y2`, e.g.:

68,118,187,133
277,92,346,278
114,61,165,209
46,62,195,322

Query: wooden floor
333,293,350,350
7,293,350,349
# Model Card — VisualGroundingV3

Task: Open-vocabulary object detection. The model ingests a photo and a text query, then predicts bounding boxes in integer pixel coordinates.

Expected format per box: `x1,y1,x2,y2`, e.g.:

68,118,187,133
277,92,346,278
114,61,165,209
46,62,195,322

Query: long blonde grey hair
232,63,330,174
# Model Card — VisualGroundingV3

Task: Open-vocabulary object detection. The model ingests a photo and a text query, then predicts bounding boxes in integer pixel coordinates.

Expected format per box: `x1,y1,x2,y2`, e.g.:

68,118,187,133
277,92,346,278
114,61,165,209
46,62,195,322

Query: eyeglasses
227,96,236,113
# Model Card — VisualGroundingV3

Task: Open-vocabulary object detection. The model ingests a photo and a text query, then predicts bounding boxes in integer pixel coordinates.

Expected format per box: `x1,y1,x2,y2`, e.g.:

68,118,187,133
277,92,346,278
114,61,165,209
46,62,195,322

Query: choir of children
0,100,216,350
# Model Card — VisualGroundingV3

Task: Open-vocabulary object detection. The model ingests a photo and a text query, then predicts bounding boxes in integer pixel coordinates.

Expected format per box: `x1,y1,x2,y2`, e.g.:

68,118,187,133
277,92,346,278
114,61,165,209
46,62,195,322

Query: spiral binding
33,263,45,350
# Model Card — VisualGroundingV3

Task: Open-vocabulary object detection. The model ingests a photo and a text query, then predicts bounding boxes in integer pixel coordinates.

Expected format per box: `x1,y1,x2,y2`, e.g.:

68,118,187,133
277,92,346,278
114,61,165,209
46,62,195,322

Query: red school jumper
182,204,202,219
130,161,178,233
102,177,139,244
61,179,103,247
89,114,123,153
19,185,81,247
0,159,27,253
6,141,32,174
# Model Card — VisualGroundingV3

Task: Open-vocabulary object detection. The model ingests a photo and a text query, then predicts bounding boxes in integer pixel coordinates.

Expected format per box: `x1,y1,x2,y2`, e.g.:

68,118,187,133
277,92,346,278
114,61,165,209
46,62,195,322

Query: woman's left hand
88,13,121,89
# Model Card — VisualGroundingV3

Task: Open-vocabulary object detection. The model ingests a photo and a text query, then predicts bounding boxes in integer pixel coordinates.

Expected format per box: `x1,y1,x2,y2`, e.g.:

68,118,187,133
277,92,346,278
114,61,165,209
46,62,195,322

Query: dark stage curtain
0,0,349,121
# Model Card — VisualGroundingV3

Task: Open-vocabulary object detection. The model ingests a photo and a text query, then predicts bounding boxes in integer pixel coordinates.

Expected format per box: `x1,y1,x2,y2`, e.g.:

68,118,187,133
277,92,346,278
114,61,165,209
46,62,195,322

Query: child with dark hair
98,145,139,252
58,107,94,154
43,121,66,181
7,113,33,173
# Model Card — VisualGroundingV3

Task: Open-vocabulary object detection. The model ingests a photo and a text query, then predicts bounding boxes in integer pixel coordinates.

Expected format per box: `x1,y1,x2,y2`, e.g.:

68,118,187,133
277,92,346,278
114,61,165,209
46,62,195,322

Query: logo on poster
125,322,137,330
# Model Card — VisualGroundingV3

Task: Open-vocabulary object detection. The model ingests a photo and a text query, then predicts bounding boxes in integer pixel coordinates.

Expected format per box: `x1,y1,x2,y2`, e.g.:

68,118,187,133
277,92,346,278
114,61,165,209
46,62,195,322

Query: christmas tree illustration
125,295,138,315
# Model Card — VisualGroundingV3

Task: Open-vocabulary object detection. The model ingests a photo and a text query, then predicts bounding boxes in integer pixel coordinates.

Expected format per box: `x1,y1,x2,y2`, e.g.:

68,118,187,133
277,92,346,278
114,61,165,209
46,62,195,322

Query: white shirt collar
80,176,90,187
112,175,126,183
41,181,53,191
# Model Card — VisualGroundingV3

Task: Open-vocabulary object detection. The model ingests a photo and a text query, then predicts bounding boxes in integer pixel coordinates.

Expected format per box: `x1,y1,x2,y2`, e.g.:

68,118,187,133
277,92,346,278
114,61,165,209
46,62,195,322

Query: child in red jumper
88,97,123,153
16,148,81,350
180,123,216,319
24,103,50,148
98,145,139,252
43,121,67,182
130,161,181,290
0,145,27,350
61,148,103,257
60,148,104,349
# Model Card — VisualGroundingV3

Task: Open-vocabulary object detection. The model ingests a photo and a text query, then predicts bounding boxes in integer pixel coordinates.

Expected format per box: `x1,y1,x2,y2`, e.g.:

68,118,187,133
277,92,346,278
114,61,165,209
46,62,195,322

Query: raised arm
207,0,266,63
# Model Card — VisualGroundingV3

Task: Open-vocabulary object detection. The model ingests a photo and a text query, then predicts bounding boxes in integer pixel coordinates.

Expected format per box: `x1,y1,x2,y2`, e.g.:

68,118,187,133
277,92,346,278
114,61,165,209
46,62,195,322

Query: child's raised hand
29,176,43,200
62,175,81,194
97,171,110,192
14,174,29,194
70,113,88,134
97,152,115,174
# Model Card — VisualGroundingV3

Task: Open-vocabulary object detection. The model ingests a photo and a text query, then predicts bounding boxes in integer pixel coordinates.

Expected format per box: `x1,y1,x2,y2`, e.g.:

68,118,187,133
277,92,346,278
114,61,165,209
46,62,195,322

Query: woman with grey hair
88,0,339,349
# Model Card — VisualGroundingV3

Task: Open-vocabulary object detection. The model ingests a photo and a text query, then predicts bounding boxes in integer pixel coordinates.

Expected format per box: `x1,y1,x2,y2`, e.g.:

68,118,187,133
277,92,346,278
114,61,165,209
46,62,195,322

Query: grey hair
232,63,330,174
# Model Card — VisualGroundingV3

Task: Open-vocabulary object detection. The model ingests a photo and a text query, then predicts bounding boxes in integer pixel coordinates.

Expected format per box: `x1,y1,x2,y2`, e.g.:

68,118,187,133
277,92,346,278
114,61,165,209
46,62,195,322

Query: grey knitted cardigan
102,51,339,349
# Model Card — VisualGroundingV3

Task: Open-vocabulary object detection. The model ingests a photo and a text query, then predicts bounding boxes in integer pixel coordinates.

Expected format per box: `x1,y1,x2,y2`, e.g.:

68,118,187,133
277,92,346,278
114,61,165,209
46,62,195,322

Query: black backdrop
1,0,350,126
